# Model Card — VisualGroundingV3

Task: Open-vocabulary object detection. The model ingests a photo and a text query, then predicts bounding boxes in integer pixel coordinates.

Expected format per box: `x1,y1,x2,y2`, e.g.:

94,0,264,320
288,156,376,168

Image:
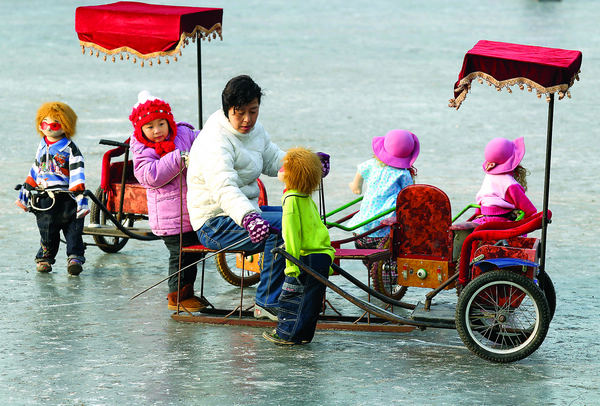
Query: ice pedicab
72,2,223,251
167,40,581,363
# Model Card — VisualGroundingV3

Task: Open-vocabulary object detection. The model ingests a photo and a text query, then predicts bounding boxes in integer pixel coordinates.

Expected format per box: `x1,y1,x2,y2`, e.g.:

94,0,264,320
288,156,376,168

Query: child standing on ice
347,129,419,250
129,90,206,312
262,147,335,345
472,137,537,224
16,101,89,275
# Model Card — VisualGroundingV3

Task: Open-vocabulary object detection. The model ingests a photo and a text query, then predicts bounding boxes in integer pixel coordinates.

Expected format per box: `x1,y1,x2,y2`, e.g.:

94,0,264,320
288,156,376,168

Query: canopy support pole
539,93,554,273
197,38,203,129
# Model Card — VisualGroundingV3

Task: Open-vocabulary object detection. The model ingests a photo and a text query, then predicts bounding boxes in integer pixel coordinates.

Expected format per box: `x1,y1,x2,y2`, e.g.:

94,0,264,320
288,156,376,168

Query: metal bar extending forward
273,247,455,329
130,235,252,301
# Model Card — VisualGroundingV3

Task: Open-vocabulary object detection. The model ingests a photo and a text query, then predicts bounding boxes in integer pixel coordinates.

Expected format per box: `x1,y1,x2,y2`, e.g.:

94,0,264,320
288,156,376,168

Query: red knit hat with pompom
129,90,178,156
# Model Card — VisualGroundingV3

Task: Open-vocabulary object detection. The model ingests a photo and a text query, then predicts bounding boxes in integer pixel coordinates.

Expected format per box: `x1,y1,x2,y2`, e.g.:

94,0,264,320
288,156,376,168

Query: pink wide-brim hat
483,137,525,174
372,129,420,169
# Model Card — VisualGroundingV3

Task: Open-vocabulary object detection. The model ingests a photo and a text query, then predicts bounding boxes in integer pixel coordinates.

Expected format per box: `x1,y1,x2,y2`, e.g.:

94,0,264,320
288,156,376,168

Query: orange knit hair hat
281,147,322,194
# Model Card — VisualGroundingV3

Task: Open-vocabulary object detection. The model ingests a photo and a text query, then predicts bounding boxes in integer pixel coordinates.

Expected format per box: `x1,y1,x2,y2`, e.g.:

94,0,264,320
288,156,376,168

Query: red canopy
75,1,223,65
449,40,582,109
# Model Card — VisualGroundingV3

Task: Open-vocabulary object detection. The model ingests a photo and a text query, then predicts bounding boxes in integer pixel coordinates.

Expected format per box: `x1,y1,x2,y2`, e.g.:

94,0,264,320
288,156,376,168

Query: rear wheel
89,186,133,253
370,238,408,300
215,253,261,287
455,270,550,363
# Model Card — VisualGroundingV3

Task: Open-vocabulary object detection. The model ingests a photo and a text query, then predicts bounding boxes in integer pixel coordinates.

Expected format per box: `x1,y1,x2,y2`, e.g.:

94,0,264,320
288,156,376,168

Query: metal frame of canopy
75,1,224,129
449,39,583,274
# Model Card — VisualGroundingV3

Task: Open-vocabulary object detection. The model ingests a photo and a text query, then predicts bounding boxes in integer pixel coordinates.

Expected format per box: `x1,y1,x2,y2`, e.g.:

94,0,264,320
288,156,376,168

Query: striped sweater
24,136,86,192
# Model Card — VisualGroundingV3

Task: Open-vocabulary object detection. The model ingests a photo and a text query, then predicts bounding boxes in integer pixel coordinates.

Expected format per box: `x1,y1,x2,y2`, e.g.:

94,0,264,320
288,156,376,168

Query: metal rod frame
540,94,554,273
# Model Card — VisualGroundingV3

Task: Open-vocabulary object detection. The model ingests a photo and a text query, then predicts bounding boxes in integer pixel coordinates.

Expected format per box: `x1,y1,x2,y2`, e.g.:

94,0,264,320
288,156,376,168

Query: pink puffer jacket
130,122,199,236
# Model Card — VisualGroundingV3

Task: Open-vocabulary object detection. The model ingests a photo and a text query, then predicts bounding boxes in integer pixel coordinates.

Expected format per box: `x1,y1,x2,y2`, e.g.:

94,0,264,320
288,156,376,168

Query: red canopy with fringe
449,40,582,109
75,1,222,64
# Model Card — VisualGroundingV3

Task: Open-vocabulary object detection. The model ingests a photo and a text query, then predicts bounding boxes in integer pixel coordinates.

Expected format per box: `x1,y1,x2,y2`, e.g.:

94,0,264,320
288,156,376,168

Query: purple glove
242,212,271,243
317,152,330,178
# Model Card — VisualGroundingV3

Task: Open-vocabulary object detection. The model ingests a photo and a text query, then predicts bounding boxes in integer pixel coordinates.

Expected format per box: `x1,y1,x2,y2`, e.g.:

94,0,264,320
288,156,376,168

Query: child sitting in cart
129,90,206,312
347,129,419,250
472,137,537,224
16,101,89,275
263,147,335,346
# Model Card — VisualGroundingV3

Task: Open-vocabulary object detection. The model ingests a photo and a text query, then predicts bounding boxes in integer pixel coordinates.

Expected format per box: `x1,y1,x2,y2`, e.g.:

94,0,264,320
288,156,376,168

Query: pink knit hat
372,129,420,169
483,137,525,174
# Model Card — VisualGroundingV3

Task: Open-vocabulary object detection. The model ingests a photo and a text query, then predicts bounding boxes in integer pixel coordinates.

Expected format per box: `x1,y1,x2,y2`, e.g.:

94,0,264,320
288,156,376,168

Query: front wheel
215,253,261,287
455,270,550,363
89,186,133,253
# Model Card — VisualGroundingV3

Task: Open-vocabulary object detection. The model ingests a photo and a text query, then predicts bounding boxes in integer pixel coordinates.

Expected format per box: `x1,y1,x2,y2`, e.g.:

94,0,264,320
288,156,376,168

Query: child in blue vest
263,147,335,345
16,102,89,275
348,129,419,250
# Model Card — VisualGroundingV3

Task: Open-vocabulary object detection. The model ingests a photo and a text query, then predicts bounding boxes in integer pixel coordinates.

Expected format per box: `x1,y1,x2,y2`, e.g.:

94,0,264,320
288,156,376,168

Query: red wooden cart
172,40,582,363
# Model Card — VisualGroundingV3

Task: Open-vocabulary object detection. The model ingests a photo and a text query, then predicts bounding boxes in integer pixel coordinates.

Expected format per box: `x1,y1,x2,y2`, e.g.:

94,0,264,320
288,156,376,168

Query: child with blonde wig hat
16,101,88,275
263,147,335,345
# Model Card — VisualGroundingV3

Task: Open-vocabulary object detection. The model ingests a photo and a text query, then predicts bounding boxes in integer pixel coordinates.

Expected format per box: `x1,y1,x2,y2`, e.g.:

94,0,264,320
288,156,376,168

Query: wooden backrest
391,184,453,260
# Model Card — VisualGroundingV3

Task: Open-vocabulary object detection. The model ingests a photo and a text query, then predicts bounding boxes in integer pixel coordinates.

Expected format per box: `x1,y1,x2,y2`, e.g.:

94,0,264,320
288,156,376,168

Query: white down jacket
186,109,285,231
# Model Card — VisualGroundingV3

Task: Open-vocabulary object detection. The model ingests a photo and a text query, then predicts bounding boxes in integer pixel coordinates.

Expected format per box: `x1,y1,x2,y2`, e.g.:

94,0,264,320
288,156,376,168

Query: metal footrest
410,301,456,328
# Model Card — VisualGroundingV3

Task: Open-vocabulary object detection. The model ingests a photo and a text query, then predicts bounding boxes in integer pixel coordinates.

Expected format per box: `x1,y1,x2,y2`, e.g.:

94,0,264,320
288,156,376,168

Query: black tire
89,186,133,253
215,252,261,287
455,270,550,363
537,270,556,321
370,238,408,300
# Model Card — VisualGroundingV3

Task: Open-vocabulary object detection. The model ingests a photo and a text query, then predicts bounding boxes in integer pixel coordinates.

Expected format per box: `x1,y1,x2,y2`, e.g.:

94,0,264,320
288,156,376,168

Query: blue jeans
196,207,285,309
34,193,85,264
276,253,331,344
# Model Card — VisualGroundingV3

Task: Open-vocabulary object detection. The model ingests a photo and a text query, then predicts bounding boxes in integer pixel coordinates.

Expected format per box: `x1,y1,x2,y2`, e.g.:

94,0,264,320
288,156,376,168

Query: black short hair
221,75,263,117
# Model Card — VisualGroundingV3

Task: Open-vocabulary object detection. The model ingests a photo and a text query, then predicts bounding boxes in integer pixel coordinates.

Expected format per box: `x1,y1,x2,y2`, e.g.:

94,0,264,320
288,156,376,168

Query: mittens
15,185,30,211
75,194,90,219
316,152,330,178
242,212,271,243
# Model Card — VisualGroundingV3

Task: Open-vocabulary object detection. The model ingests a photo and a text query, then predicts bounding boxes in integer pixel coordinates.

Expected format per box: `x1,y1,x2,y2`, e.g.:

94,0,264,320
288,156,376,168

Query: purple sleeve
505,184,537,217
133,148,183,188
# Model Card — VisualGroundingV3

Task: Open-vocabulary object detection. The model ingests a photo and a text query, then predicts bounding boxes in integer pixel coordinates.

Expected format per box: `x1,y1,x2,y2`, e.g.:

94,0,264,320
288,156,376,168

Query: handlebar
99,139,129,148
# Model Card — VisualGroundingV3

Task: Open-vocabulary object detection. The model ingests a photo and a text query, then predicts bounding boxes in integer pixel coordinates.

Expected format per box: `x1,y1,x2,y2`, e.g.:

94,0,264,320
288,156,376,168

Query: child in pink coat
129,90,205,312
472,137,537,224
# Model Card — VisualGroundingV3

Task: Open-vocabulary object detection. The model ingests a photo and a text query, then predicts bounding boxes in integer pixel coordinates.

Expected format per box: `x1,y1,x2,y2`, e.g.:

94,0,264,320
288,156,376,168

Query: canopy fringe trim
79,23,222,67
449,70,581,109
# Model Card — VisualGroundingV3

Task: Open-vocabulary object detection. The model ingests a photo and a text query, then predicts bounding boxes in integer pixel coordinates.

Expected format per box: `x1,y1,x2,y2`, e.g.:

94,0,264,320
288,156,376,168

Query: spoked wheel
89,186,133,253
370,238,408,300
455,270,550,363
215,252,261,287
536,270,556,321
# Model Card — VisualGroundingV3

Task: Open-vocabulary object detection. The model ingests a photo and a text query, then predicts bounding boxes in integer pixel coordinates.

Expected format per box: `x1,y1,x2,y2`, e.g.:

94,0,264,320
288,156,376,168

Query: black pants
34,193,85,264
161,231,204,293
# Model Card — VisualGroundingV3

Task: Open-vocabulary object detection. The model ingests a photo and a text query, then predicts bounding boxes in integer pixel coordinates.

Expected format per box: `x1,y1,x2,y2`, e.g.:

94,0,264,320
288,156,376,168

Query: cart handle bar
83,190,160,241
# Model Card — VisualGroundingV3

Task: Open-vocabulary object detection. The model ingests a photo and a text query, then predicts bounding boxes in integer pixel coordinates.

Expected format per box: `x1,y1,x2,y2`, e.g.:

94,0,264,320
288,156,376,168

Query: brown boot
167,284,206,312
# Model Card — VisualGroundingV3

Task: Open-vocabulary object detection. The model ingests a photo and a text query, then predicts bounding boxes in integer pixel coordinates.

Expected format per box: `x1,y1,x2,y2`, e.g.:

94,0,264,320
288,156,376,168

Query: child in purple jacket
129,90,205,312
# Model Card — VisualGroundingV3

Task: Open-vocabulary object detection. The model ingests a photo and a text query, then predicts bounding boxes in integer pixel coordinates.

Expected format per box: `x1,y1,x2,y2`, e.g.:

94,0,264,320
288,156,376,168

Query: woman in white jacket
187,75,285,320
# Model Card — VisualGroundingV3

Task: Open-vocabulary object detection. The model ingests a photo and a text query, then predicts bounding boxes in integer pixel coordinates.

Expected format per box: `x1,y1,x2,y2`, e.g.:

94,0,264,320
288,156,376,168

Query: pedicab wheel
455,270,550,363
370,238,408,300
537,270,556,321
215,253,261,287
89,186,133,253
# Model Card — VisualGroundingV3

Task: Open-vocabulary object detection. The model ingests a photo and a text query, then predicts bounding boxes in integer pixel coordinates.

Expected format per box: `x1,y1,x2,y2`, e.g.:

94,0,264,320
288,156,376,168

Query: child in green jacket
263,147,335,345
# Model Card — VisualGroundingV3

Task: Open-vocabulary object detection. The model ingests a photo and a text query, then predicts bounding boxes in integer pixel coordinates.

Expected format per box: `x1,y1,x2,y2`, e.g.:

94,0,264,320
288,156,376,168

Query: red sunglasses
40,121,62,131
